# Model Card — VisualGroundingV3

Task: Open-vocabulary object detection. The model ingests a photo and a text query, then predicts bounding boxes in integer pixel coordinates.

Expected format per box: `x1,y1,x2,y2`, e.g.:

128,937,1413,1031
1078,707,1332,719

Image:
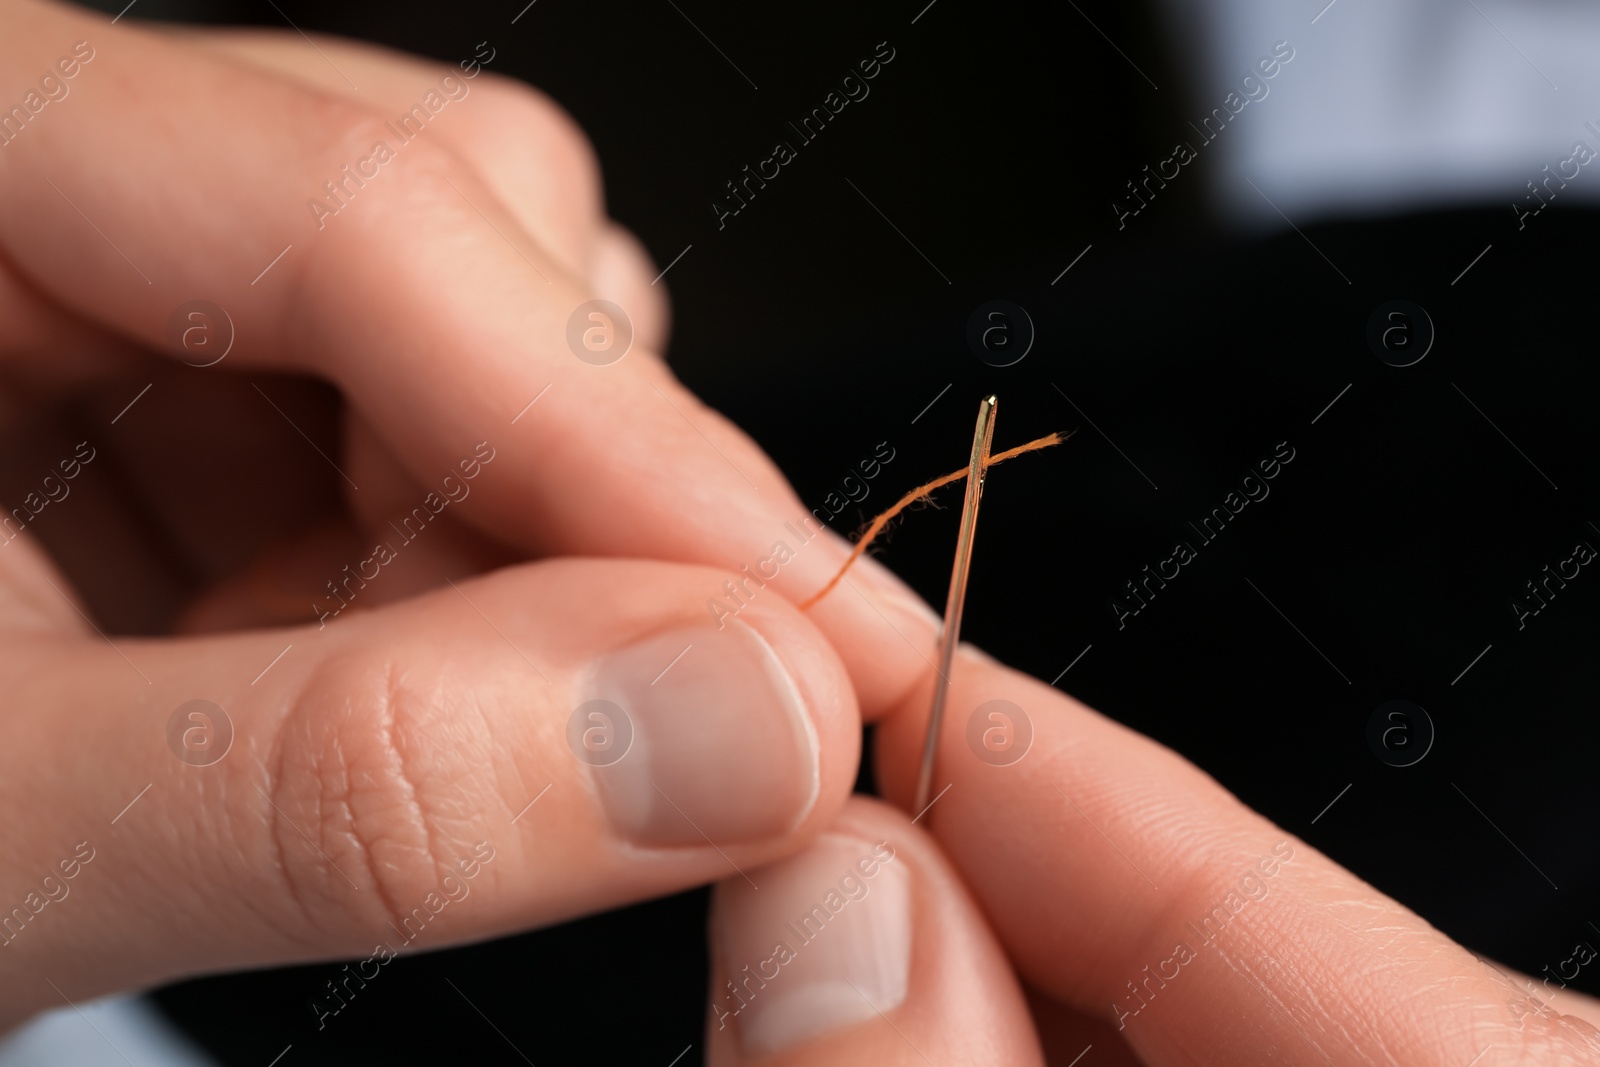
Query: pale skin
0,1,1597,1062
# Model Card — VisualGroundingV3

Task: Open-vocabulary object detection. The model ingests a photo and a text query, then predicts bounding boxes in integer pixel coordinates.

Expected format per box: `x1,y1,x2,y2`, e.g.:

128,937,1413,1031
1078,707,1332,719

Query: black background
52,0,1600,1062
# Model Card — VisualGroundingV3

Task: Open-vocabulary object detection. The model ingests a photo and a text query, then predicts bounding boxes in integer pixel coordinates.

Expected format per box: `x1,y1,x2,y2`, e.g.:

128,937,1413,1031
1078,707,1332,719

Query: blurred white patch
1158,0,1600,227
0,995,218,1067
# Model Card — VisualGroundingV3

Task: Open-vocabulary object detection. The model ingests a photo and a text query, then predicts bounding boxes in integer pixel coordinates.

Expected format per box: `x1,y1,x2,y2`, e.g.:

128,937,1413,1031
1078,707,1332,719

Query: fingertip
706,796,1042,1066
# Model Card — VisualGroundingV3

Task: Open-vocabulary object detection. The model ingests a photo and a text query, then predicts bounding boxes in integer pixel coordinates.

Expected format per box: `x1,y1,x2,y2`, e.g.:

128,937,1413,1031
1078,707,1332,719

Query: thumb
0,557,858,1030
705,797,1042,1065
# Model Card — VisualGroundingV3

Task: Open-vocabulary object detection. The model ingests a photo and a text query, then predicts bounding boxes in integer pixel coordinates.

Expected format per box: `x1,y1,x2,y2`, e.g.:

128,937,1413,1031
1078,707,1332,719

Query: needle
913,394,997,817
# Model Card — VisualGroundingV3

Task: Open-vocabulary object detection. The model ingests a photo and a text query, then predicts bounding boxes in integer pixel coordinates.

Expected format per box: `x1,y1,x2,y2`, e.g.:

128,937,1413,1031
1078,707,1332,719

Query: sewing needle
913,394,997,817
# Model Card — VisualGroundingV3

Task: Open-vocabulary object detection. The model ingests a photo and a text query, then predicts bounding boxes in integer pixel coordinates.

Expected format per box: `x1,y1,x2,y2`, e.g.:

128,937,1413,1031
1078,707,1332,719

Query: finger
705,796,1042,1066
0,269,141,391
161,388,514,633
589,220,669,354
0,556,857,1031
0,0,937,715
176,421,516,631
874,647,1600,1066
180,29,669,351
0,239,149,406
0,521,90,633
173,27,605,284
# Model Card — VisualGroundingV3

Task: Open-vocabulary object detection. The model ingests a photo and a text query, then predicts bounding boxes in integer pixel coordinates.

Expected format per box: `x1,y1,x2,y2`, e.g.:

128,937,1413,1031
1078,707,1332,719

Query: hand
0,0,937,1031
701,648,1600,1065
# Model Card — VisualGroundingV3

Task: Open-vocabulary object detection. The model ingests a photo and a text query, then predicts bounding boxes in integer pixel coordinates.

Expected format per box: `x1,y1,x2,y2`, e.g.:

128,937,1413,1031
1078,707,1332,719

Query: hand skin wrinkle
1203,929,1386,1066
1239,908,1600,1064
1269,908,1455,1065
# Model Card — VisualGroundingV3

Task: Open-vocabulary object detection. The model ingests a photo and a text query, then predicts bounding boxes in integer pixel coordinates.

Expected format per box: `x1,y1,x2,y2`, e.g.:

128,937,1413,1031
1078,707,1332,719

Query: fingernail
714,834,912,1056
584,621,819,846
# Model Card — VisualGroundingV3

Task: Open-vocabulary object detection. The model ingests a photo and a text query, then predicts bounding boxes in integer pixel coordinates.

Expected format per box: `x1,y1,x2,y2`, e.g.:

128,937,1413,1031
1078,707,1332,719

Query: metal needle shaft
913,394,997,817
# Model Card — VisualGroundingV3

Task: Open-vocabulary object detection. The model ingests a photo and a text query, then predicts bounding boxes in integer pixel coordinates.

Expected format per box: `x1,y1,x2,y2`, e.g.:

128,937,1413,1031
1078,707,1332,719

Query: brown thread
799,430,1070,610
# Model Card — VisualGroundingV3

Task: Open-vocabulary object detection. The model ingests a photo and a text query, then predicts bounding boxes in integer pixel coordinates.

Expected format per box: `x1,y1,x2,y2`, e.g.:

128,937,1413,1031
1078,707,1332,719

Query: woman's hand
0,0,937,1030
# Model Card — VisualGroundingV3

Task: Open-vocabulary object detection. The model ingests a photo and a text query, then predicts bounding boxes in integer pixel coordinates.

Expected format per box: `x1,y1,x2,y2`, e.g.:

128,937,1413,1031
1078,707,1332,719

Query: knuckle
291,89,471,213
462,74,603,205
292,94,407,177
266,643,481,940
474,75,599,170
290,79,600,289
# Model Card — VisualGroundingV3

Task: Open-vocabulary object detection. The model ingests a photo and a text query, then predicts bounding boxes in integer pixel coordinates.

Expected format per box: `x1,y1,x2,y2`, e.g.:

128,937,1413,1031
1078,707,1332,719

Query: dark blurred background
43,0,1600,1062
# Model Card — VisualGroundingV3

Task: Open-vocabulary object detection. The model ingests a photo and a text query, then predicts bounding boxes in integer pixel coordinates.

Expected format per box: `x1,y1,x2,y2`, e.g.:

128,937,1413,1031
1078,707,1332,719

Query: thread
799,430,1069,610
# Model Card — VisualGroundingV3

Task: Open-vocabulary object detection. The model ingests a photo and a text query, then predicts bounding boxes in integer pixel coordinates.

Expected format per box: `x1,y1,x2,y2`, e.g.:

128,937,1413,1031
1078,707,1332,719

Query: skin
0,2,1597,1062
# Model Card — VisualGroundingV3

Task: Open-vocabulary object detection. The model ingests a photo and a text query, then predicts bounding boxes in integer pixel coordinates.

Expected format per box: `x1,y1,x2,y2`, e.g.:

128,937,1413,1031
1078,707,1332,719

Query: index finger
874,647,1600,1066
